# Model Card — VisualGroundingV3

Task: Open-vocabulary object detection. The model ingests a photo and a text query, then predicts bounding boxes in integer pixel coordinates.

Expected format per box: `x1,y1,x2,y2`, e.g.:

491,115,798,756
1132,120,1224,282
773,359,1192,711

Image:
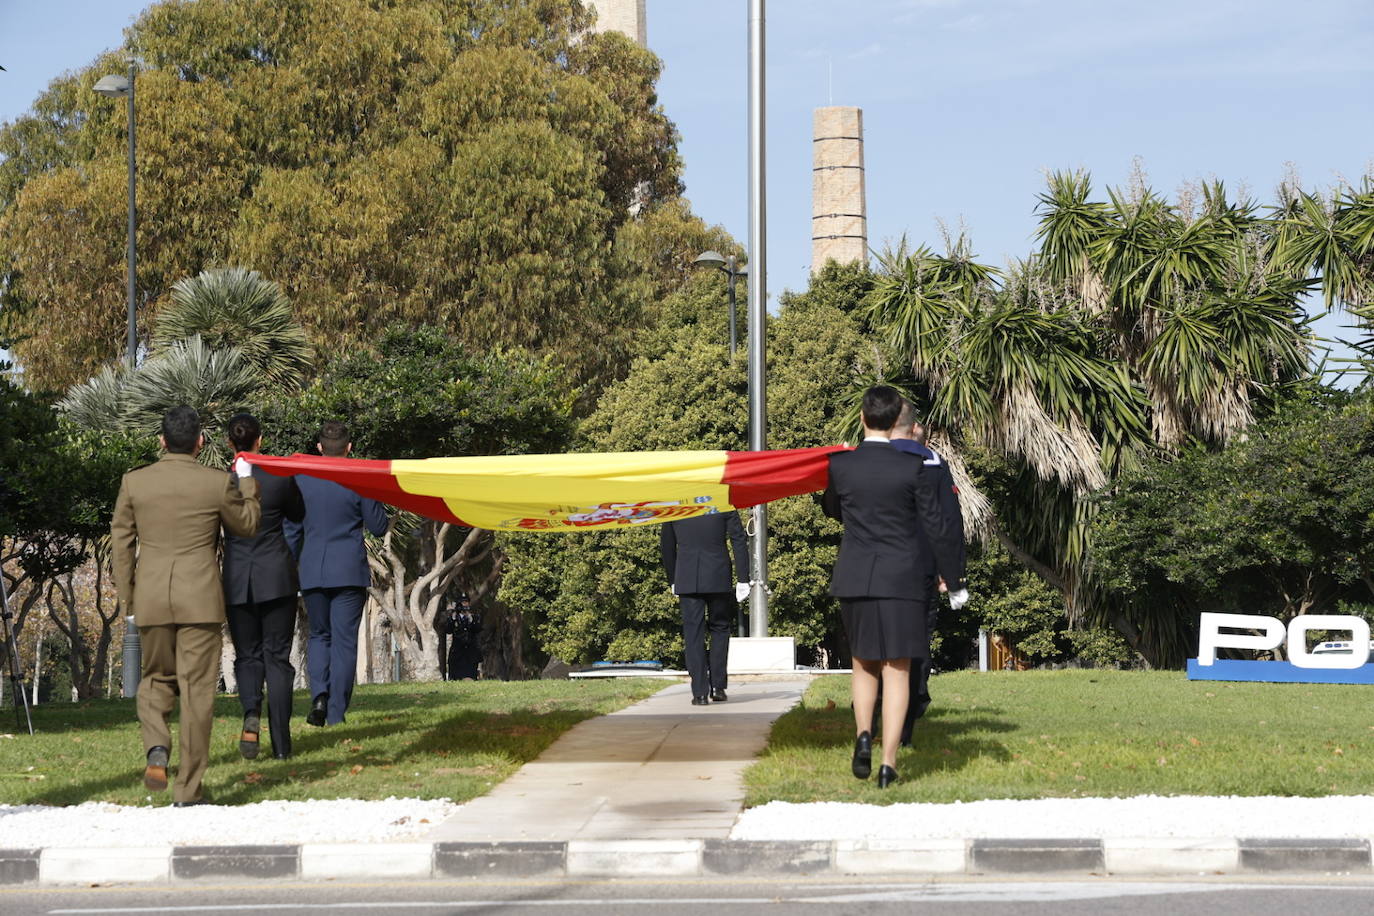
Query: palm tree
60,336,262,467
864,171,1315,666
152,267,312,388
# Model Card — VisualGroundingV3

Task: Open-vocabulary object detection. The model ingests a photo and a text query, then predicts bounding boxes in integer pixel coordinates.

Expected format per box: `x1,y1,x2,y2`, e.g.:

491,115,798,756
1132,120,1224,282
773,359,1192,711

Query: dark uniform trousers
226,594,297,756
680,593,734,698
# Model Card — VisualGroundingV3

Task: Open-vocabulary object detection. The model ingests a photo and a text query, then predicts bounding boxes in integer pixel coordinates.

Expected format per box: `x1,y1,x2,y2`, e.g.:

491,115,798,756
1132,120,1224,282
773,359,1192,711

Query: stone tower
585,0,647,47
811,106,868,273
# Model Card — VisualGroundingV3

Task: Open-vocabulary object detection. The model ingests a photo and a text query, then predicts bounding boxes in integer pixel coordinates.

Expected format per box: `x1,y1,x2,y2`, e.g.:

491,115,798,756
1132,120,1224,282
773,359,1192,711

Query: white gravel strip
0,798,460,848
6,795,1374,848
731,796,1374,840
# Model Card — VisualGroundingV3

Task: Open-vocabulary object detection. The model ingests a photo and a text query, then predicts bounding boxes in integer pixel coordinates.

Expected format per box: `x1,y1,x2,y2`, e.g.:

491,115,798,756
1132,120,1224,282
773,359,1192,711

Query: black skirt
841,597,929,661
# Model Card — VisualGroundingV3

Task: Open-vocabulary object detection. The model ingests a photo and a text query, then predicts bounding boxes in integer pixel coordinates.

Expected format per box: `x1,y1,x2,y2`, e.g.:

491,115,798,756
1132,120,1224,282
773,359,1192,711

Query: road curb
4,837,1373,884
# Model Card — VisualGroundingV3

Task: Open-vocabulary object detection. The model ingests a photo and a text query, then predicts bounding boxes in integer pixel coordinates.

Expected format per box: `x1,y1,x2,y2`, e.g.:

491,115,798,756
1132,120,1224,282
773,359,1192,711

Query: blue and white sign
1187,612,1374,684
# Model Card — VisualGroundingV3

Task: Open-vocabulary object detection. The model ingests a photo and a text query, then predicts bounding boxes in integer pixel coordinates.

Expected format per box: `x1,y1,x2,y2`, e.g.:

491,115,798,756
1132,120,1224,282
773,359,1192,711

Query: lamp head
93,74,131,98
694,250,727,271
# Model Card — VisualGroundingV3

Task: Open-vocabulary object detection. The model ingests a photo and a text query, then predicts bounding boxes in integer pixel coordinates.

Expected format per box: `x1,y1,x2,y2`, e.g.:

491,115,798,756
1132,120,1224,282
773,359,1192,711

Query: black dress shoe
173,799,209,808
877,764,899,788
691,696,710,706
851,731,872,780
306,693,328,727
710,689,727,702
240,710,261,760
272,751,292,760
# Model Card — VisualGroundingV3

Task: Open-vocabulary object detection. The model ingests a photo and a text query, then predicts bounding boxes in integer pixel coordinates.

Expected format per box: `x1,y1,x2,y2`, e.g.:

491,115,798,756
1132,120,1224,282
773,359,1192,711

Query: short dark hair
317,420,350,457
161,405,201,454
896,398,918,432
861,386,903,432
226,412,261,453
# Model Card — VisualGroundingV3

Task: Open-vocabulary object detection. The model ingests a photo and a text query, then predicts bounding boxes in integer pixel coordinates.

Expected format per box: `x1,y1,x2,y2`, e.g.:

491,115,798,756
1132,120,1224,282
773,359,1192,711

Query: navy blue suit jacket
285,476,389,590
891,438,967,573
659,511,750,594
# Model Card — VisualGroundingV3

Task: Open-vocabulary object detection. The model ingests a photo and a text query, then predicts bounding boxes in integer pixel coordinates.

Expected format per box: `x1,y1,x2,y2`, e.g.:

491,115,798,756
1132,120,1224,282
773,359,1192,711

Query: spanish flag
244,447,846,531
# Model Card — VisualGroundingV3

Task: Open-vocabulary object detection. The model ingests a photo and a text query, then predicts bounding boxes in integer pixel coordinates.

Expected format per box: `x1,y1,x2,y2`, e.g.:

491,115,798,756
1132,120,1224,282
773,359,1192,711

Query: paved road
6,876,1374,916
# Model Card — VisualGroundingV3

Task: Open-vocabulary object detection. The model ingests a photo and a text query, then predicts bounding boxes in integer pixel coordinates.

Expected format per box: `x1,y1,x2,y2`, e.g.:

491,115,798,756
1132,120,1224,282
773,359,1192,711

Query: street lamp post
94,62,140,698
692,250,746,357
93,61,137,368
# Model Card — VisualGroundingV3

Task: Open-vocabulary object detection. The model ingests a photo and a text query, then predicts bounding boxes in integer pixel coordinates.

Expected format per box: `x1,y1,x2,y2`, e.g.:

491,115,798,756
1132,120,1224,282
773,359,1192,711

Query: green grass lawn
745,669,1374,806
0,678,670,807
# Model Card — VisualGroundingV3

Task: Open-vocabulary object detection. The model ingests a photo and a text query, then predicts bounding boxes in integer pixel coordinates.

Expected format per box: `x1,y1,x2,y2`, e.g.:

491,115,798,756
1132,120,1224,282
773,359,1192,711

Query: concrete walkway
424,678,807,842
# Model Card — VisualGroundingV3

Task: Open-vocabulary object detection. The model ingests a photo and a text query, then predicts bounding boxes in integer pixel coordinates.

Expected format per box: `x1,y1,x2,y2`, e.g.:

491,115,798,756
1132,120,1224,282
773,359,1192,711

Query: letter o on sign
1288,615,1371,669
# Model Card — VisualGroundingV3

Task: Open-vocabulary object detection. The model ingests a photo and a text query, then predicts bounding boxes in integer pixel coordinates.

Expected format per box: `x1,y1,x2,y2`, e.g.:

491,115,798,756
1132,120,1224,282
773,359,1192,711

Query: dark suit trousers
303,586,366,725
680,593,732,698
227,594,297,756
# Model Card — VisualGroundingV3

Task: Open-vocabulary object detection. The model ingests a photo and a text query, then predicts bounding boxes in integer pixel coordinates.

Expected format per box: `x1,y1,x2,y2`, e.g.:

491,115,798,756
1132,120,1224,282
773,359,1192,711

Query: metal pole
124,61,137,368
31,621,41,706
747,0,769,637
121,615,140,697
0,561,35,734
726,257,738,357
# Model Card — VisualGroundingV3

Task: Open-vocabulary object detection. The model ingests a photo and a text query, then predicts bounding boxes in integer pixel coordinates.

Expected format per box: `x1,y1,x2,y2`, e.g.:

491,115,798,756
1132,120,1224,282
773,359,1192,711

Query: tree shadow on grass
12,689,625,807
766,701,1017,782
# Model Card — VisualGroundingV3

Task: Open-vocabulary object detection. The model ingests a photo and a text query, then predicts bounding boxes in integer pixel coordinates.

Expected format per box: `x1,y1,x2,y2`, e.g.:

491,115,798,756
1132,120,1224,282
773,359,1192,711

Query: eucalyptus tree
0,0,684,393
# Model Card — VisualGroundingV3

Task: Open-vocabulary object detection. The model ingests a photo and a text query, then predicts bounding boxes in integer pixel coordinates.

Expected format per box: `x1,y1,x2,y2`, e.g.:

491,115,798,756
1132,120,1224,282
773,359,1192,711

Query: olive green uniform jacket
111,453,261,625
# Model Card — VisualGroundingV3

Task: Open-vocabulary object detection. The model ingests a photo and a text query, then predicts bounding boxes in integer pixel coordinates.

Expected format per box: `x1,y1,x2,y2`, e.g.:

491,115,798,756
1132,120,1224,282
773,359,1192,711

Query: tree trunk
370,520,501,682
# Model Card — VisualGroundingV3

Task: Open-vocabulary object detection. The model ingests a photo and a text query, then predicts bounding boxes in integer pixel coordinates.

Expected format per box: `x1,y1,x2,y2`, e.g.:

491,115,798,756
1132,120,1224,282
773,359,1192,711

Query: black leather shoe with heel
239,709,261,760
851,731,872,780
307,693,328,727
877,765,899,788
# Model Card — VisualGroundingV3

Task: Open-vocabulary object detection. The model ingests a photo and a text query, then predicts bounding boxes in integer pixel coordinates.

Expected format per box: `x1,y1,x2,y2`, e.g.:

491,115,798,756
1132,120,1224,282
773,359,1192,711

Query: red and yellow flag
244,447,846,531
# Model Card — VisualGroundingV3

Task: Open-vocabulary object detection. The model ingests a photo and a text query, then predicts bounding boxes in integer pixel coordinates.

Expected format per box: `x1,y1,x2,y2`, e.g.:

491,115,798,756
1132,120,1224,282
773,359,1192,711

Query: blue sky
3,0,1373,364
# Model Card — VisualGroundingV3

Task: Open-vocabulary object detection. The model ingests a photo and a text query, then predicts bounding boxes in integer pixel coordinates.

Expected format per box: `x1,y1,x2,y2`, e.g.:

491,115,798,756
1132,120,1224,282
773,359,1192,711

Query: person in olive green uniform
111,406,261,806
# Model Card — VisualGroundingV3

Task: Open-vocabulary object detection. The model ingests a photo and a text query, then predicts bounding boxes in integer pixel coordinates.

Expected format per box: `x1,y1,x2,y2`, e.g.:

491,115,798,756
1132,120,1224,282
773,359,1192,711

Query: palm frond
153,267,313,388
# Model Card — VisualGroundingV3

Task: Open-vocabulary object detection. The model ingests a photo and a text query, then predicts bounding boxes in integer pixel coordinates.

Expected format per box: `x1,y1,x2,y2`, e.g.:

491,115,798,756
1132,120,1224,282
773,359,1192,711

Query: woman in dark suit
822,387,968,787
223,413,304,760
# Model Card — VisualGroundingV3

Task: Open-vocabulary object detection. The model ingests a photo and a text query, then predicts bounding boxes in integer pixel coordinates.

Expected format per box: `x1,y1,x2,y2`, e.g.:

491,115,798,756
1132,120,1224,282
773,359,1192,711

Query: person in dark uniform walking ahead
890,398,965,743
660,510,750,705
222,413,305,760
822,386,968,787
285,421,389,727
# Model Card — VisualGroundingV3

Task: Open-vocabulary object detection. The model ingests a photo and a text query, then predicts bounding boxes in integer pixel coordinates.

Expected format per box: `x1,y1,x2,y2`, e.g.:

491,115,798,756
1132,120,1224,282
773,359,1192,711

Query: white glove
735,581,750,602
948,588,970,611
233,456,253,479
671,584,678,597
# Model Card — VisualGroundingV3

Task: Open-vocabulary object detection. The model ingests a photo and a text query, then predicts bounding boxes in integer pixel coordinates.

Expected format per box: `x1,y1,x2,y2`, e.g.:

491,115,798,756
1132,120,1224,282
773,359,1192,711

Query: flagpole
747,0,769,637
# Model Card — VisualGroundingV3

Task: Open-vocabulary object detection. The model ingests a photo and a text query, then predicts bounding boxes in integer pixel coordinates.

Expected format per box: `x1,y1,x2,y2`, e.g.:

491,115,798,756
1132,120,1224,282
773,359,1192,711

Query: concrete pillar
585,0,647,47
812,106,868,273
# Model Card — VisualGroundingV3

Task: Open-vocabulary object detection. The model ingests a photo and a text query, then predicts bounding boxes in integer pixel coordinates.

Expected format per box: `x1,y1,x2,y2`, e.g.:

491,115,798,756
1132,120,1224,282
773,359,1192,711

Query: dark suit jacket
285,476,390,590
659,511,750,595
891,438,966,574
821,440,966,598
111,453,260,626
223,466,305,605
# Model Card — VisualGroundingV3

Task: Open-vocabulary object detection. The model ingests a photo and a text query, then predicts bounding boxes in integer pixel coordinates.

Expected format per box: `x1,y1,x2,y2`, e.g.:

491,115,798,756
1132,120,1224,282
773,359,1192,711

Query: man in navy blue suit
890,398,965,742
285,421,389,726
660,511,750,705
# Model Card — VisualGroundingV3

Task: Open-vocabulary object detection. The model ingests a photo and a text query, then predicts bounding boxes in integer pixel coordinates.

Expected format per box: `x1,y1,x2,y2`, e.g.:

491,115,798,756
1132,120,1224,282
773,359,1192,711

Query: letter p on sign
1197,613,1285,665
